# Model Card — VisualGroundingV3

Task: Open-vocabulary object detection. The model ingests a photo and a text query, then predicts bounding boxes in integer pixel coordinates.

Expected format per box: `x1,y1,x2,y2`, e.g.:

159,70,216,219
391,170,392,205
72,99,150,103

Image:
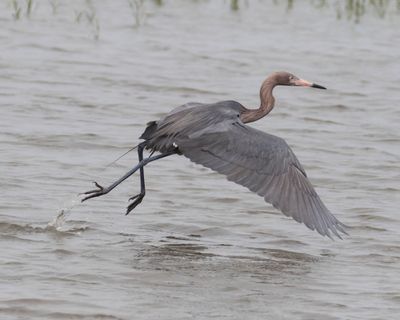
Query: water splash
47,195,82,231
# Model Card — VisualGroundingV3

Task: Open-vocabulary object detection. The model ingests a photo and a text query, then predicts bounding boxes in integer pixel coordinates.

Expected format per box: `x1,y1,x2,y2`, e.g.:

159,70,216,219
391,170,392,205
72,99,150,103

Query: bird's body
82,72,347,239
141,101,242,153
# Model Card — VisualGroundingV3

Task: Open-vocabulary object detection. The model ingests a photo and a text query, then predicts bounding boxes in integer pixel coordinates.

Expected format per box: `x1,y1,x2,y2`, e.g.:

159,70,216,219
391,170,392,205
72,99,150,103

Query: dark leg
126,142,146,215
81,151,174,203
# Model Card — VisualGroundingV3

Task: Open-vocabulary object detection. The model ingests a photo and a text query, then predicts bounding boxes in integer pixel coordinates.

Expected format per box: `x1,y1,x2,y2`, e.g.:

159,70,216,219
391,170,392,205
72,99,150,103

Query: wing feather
177,118,347,238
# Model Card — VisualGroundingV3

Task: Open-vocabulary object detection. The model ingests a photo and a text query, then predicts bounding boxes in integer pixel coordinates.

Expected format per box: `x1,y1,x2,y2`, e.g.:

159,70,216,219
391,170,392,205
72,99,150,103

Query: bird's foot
126,192,145,215
81,182,107,202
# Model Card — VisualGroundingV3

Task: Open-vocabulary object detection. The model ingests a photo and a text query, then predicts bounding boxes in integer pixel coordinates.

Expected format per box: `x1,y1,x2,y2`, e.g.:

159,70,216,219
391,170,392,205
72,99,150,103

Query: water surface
1,1,400,319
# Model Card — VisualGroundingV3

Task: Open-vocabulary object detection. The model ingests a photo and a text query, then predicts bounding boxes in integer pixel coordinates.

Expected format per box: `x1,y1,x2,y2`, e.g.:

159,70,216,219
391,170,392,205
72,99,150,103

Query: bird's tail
139,121,158,140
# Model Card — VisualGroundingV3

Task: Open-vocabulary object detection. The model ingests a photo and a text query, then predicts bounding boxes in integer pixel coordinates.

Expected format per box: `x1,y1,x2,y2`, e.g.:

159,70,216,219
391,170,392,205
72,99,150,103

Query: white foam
47,195,82,231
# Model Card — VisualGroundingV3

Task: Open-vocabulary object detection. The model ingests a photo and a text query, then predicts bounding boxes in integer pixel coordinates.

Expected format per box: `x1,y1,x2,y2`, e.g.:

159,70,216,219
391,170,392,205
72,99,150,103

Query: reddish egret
82,71,347,239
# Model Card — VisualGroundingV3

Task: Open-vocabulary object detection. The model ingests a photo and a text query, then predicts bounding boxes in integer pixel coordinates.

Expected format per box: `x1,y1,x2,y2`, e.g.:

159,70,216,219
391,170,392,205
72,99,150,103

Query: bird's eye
289,75,294,80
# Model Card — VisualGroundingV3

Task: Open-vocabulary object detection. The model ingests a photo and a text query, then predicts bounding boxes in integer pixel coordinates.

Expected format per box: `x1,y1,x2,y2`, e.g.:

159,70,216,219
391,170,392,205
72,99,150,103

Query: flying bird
82,71,347,239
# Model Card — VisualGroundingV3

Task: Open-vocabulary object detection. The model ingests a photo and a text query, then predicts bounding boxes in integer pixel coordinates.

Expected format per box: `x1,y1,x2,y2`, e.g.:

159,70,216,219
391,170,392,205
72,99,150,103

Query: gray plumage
82,72,347,239
141,100,347,239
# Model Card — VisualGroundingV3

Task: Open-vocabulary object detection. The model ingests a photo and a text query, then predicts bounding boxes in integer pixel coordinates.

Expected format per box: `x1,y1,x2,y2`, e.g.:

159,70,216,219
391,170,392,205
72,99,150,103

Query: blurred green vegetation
6,0,399,39
8,0,400,22
287,0,400,23
232,0,400,22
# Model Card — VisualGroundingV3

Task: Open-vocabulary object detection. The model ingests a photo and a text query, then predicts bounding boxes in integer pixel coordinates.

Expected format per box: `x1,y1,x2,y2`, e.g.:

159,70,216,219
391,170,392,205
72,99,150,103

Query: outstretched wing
177,118,347,239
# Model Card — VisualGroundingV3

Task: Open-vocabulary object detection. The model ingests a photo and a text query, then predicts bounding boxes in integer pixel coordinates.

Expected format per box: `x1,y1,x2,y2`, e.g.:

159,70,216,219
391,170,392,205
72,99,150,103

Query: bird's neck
240,78,276,124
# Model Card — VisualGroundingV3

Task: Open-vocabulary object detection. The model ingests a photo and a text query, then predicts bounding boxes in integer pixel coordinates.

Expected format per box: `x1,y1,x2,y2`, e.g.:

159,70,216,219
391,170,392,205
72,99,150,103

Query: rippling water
1,1,400,319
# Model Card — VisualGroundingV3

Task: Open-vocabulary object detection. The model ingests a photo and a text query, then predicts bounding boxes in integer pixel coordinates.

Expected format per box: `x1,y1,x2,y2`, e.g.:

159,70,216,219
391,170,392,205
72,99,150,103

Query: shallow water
1,1,400,319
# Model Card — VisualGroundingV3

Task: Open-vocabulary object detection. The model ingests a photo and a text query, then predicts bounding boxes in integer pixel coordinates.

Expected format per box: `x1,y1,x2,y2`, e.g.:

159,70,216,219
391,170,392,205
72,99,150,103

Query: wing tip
319,220,349,240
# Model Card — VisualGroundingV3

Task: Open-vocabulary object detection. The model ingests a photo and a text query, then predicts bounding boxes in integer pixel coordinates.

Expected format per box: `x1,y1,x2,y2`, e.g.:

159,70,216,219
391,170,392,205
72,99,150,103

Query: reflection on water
134,241,316,279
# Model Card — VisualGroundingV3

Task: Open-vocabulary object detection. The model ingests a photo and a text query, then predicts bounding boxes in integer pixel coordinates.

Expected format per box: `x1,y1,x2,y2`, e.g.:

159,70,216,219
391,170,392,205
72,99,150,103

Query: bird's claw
126,193,145,215
81,181,106,202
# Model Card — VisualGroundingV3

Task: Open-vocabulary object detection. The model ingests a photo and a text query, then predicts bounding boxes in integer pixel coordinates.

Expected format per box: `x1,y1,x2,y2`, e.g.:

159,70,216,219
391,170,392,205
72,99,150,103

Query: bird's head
273,71,326,89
